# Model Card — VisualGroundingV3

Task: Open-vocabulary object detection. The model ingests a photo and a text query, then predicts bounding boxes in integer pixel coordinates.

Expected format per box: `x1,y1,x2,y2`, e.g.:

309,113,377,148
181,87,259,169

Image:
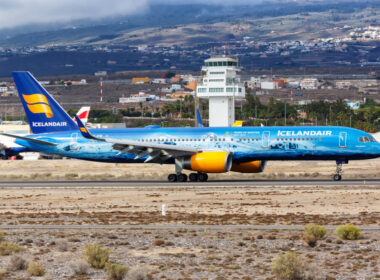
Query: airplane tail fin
196,109,204,127
73,106,90,125
233,121,243,127
12,71,78,134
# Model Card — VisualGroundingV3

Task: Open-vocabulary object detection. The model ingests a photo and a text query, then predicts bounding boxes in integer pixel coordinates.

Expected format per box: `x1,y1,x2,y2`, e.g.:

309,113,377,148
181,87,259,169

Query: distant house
261,81,277,90
170,92,193,99
300,78,319,90
94,71,107,76
132,77,149,84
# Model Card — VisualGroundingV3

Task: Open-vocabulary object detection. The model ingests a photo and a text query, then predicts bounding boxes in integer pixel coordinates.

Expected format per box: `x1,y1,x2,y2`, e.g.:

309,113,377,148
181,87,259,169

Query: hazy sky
0,0,264,29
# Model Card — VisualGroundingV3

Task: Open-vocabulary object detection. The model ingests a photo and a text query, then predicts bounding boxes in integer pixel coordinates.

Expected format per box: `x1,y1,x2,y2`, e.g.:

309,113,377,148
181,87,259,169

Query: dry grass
82,243,109,269
70,260,89,276
0,241,22,256
27,261,45,276
7,255,26,271
335,225,361,240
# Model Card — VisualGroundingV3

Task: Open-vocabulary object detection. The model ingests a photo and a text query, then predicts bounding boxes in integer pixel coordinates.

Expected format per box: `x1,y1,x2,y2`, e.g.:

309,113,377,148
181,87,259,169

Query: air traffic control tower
197,56,245,127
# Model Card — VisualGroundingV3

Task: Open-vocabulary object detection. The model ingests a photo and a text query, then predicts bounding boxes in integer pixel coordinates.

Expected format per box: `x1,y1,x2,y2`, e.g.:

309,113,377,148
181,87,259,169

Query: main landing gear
167,172,208,182
333,160,347,181
167,158,208,182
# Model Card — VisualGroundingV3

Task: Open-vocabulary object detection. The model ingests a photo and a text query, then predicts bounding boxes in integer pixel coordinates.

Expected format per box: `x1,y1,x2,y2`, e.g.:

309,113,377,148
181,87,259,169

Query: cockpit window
359,136,377,143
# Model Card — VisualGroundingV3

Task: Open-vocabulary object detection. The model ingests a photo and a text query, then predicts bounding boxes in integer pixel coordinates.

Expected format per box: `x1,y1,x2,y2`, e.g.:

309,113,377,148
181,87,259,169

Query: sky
0,0,265,30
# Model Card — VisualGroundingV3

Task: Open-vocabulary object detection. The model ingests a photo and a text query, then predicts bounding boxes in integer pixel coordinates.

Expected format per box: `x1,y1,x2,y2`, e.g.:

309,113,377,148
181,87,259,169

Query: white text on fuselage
32,122,67,127
277,130,332,137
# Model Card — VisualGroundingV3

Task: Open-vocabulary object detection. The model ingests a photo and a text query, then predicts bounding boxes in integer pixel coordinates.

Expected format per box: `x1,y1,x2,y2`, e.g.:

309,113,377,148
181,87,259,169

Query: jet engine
182,152,232,173
231,160,266,173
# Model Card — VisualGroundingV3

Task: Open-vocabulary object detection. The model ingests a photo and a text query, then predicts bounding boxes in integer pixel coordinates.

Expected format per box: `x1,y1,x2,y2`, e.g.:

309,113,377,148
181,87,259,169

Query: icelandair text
278,130,332,137
32,122,67,127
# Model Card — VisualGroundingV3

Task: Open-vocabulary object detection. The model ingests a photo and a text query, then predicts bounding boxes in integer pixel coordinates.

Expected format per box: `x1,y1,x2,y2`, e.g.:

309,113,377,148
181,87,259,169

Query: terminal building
197,56,245,127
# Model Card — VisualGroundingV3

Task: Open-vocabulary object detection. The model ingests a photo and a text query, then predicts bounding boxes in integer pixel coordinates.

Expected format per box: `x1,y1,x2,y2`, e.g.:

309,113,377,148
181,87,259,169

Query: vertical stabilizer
12,71,78,134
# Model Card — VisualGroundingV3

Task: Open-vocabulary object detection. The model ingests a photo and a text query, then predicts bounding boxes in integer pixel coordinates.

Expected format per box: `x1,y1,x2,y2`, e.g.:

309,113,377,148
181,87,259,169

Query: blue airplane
2,71,380,182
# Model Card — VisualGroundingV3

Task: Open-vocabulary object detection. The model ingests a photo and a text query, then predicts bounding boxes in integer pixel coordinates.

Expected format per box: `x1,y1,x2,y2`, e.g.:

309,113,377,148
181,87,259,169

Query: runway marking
0,179,379,188
1,225,380,230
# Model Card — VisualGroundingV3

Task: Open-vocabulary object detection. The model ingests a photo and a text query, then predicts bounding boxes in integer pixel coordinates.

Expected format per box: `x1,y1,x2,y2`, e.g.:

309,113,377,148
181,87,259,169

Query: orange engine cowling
231,160,266,173
182,152,232,173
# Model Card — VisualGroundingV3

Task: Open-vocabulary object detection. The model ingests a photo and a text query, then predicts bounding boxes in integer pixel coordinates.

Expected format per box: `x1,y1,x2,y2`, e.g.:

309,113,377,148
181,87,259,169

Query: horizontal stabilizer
1,133,57,146
74,115,104,141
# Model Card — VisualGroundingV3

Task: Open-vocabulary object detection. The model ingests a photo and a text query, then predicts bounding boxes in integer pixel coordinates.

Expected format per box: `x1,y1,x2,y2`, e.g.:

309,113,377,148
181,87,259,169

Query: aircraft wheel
189,173,198,182
178,173,188,182
198,173,208,182
333,174,342,181
168,174,177,182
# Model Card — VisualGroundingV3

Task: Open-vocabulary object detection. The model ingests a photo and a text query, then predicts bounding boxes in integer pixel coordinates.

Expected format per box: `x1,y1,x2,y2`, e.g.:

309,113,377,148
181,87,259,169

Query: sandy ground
0,158,379,180
0,229,379,279
0,185,380,226
0,159,380,279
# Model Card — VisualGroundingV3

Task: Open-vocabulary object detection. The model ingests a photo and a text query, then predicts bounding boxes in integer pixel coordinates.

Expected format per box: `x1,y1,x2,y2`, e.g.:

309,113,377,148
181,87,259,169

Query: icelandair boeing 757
3,72,380,182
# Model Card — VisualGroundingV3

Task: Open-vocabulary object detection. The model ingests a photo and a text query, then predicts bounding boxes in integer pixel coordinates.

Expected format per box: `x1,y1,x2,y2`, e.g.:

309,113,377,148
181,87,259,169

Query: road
1,224,380,230
0,179,378,188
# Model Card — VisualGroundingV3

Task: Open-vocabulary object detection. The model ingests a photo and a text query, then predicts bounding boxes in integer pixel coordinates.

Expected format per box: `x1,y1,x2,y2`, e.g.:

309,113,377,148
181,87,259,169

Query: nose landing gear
333,160,347,181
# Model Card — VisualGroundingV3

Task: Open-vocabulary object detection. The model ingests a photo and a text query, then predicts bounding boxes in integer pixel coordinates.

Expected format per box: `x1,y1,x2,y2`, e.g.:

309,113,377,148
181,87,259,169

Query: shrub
7,255,26,271
27,261,45,276
82,243,109,269
127,266,152,280
304,224,327,240
272,252,305,280
0,232,5,242
56,239,69,252
105,263,129,280
70,260,89,275
0,242,22,256
153,239,165,246
302,234,317,247
335,225,361,240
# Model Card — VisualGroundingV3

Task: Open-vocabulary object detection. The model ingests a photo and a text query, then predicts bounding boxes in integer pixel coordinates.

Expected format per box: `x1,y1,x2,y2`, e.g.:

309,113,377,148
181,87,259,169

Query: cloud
0,0,149,29
0,0,266,29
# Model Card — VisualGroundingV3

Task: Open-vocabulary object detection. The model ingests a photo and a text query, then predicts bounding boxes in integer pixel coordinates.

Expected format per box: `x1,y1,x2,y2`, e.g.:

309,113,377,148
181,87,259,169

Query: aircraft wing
74,115,200,163
0,133,57,146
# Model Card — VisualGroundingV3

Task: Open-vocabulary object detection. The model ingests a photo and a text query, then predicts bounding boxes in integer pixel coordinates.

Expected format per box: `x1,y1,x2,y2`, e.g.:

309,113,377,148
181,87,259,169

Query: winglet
233,121,243,127
196,109,203,127
74,115,104,141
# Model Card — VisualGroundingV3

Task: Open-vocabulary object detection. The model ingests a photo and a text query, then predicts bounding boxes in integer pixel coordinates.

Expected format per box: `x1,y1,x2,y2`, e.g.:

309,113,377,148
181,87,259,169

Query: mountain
0,1,378,48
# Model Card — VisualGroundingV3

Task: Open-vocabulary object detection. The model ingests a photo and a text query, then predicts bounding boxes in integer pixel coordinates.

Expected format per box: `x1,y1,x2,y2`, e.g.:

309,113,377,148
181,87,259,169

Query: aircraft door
262,131,270,148
70,132,79,150
339,132,347,148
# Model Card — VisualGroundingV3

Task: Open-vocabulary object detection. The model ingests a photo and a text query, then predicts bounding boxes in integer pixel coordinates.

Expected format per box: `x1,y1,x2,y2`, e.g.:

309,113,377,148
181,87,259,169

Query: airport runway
1,224,380,230
0,179,379,188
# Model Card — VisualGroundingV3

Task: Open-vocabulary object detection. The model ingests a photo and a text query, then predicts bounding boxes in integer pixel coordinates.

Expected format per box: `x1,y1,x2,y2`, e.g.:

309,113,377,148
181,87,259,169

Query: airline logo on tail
22,94,53,118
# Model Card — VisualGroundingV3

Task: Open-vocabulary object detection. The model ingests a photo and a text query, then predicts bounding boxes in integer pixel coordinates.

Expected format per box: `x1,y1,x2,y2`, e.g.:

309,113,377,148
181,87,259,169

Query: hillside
0,1,379,48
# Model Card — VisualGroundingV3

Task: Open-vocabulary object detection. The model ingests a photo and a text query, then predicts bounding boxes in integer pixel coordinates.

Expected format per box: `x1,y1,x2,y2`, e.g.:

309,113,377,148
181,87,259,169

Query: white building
197,56,245,127
119,92,157,103
247,76,261,88
300,78,319,90
261,81,277,90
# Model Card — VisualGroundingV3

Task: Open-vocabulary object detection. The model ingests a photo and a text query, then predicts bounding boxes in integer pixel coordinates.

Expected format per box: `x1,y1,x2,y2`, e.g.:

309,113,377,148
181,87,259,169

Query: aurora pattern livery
4,71,380,182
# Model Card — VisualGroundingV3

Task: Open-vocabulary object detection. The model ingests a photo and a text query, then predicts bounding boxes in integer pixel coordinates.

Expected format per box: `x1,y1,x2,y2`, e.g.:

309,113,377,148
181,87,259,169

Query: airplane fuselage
15,126,380,163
